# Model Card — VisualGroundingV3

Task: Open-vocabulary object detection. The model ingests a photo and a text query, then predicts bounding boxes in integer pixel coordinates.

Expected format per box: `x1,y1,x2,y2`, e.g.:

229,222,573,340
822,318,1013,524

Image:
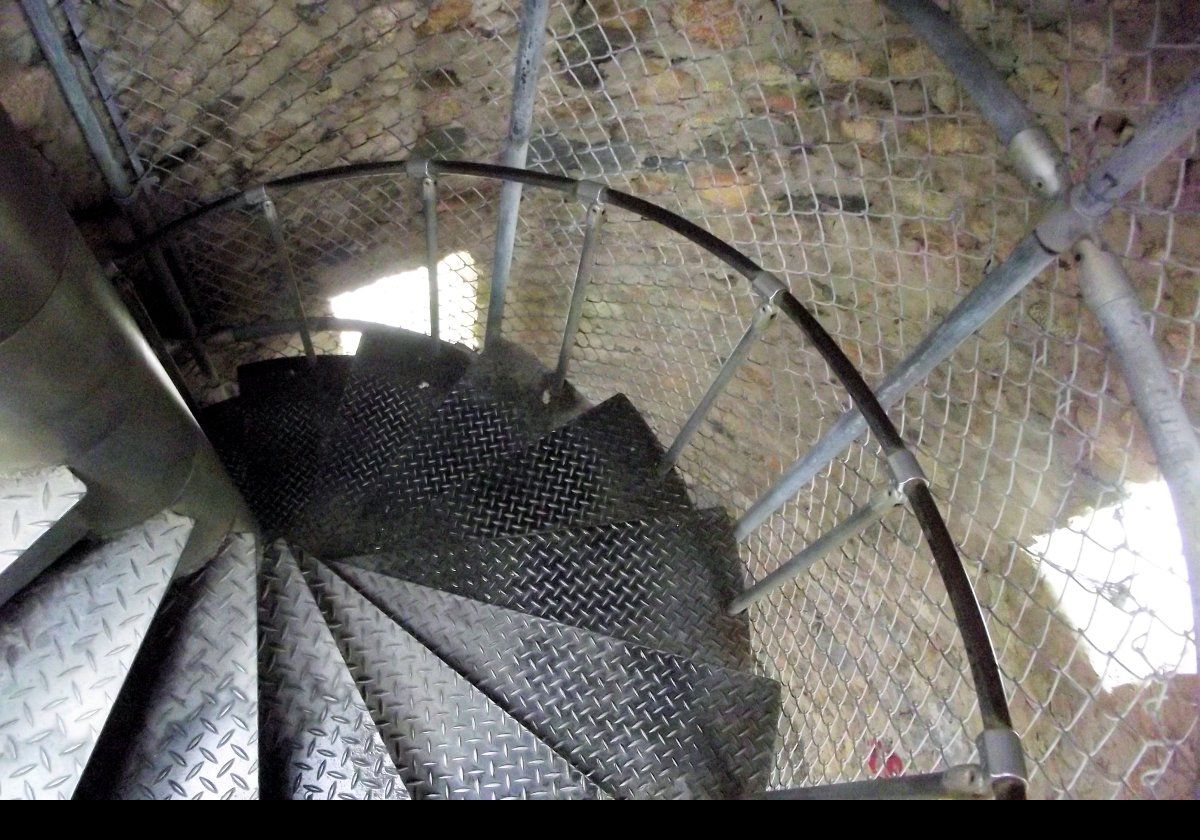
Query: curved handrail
131,158,1022,799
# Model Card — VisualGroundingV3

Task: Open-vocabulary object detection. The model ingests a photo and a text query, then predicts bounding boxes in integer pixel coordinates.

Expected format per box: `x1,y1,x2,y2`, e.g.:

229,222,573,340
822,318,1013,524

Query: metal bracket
573,179,607,207
887,449,926,492
750,269,788,304
406,158,435,180
978,728,1028,789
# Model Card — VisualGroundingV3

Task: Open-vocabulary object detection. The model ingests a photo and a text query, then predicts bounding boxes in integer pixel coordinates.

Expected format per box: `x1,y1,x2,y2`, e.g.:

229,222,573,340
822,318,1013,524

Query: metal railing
127,155,1026,799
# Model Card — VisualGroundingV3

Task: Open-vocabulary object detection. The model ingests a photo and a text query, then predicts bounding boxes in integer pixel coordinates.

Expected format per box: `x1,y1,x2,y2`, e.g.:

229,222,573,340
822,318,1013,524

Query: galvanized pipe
20,0,216,382
484,0,551,348
881,0,1064,196
0,110,248,575
252,187,315,358
1075,238,1200,674
661,301,778,474
553,197,606,392
735,71,1200,543
729,488,904,614
421,175,441,344
757,764,989,799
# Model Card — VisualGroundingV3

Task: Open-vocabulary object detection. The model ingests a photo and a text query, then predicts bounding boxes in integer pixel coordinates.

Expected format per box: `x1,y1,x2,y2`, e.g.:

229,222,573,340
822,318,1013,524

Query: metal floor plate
259,543,407,800
335,564,780,798
0,466,87,607
343,509,753,671
295,551,604,799
367,394,693,550
0,511,192,799
77,532,260,800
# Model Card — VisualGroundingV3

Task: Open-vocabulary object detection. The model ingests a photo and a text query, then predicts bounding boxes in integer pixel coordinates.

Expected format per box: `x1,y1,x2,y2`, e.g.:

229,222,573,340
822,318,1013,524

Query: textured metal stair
294,549,605,799
259,542,407,800
367,394,693,550
76,532,260,800
333,563,780,798
342,509,753,670
0,466,87,607
0,511,192,799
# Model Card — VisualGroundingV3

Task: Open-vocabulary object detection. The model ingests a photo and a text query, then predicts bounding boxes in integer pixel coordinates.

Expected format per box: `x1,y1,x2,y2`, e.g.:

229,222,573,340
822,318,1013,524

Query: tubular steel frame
128,155,1025,799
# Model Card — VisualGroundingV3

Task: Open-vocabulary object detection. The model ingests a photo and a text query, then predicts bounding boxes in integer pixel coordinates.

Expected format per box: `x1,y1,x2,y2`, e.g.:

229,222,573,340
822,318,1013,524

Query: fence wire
15,0,1199,797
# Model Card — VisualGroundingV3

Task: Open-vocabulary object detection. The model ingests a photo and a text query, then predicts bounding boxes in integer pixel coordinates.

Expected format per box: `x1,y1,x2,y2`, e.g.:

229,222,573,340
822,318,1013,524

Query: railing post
552,180,607,392
408,159,441,346
658,299,777,475
248,186,315,359
728,487,905,614
484,0,551,350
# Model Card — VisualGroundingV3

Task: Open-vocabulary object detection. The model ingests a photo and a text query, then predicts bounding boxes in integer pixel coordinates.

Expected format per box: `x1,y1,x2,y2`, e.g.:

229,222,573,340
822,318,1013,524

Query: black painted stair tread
341,509,753,671
367,394,693,548
294,549,606,799
235,357,355,534
259,542,407,800
77,532,260,800
332,563,781,799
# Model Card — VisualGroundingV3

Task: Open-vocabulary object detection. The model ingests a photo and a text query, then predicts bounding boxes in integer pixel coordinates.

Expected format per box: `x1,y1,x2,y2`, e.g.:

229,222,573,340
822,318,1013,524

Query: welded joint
1033,195,1093,255
574,179,607,206
751,269,788,304
1007,127,1066,199
406,157,435,180
887,449,927,493
978,728,1028,791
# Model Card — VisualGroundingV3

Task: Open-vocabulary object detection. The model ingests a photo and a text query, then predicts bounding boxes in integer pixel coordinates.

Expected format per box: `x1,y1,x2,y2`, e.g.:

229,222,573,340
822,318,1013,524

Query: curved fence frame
130,157,1024,800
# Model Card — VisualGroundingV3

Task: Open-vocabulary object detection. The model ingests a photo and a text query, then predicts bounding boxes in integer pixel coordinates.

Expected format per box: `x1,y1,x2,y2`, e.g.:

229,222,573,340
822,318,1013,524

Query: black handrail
130,158,1021,798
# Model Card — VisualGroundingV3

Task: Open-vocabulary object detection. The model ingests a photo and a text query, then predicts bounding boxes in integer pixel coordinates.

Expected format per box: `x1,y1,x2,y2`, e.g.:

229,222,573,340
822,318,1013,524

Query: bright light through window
328,251,478,353
1032,480,1196,689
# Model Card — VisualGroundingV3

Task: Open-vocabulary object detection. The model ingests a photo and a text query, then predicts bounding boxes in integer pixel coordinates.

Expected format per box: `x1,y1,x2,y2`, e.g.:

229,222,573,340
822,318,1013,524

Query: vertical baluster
250,186,314,358
553,182,606,393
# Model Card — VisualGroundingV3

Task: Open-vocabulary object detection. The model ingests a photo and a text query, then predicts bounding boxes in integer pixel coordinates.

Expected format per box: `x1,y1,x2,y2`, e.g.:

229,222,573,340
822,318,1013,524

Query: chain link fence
15,0,1198,797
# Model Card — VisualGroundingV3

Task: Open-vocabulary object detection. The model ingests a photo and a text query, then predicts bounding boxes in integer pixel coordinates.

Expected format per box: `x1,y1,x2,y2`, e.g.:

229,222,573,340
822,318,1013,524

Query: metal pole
881,0,1064,197
728,488,904,614
660,300,778,475
553,188,606,392
19,0,216,383
421,174,441,345
735,71,1200,542
252,187,315,358
756,764,988,799
1075,238,1200,675
484,0,551,349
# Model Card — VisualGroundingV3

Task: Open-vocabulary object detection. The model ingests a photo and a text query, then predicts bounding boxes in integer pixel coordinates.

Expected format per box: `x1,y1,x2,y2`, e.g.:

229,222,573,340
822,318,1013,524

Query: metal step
76,532,260,800
333,564,781,798
341,509,753,671
294,550,605,799
367,394,693,550
0,510,192,799
229,356,357,535
259,542,407,800
0,466,87,608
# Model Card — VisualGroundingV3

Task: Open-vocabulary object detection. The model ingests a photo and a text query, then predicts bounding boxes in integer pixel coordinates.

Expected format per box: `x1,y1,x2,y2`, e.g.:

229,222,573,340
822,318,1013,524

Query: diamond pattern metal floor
295,550,605,799
0,511,192,799
0,466,87,607
335,564,780,798
77,532,260,800
259,543,407,800
342,509,753,671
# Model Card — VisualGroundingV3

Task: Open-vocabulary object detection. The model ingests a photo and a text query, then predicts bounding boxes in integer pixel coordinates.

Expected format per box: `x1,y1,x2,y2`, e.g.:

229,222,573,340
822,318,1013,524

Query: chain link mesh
30,0,1200,797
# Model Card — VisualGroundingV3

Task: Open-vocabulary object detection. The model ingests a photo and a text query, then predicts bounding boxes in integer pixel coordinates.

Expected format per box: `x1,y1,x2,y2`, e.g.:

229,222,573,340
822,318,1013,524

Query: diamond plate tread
236,354,354,403
77,532,260,800
0,466,86,568
0,466,88,608
199,398,251,493
369,394,695,551
0,511,192,799
294,551,605,799
258,543,407,800
333,564,781,799
342,508,753,671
